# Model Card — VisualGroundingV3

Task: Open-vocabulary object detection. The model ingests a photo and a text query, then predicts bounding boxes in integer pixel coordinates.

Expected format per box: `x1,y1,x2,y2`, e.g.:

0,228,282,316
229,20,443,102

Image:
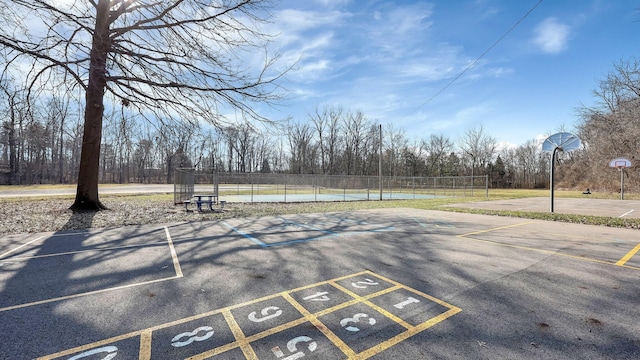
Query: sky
260,0,640,147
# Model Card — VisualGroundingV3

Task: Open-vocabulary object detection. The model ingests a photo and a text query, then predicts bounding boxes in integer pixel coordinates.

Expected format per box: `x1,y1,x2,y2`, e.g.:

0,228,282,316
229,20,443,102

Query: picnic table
183,194,225,212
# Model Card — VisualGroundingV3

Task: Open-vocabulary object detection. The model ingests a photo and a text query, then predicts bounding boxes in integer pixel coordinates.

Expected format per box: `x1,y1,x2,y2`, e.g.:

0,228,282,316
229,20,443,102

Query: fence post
485,175,489,198
343,175,346,201
412,177,416,199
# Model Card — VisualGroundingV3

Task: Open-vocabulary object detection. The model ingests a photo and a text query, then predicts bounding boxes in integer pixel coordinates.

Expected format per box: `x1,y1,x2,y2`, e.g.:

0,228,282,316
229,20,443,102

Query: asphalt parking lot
1,208,639,359
448,196,640,218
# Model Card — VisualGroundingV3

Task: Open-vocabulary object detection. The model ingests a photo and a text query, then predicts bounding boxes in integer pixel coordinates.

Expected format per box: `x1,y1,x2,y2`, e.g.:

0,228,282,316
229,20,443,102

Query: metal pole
620,168,624,200
550,147,560,213
485,174,489,198
379,124,383,200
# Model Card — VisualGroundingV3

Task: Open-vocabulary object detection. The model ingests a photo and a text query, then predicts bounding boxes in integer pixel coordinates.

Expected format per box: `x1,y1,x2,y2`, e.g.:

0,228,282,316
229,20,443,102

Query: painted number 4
271,336,317,360
302,291,330,302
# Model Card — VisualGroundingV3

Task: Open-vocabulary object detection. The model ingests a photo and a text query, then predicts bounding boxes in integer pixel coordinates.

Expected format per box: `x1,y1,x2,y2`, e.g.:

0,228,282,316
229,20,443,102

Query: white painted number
171,326,215,348
68,346,117,360
340,313,376,332
302,291,330,301
351,278,379,289
248,306,283,322
394,296,420,309
271,336,317,360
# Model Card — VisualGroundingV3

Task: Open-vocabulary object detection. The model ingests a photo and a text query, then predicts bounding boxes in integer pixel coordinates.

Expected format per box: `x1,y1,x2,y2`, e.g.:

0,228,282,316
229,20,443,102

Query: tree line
3,57,640,192
1,75,544,188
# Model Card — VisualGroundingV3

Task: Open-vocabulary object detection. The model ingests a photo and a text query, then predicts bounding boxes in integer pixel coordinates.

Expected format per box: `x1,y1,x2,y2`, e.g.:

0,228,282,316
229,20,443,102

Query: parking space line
1,228,183,313
222,222,266,246
8,242,168,261
457,222,534,237
222,218,395,248
0,235,44,259
616,243,640,266
278,217,340,237
619,209,634,217
0,276,181,313
457,230,640,271
164,226,183,278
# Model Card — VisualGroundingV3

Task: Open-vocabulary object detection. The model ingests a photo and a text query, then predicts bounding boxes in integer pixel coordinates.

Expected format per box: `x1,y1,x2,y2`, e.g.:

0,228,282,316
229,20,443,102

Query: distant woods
1,57,639,192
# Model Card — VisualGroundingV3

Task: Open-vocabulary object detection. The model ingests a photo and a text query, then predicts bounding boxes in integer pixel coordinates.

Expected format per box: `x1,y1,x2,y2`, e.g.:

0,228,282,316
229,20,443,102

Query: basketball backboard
609,158,632,169
542,132,581,152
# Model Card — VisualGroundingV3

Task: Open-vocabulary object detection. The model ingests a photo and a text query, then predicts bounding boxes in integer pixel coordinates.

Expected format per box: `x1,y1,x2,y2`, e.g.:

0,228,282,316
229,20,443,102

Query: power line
409,0,544,115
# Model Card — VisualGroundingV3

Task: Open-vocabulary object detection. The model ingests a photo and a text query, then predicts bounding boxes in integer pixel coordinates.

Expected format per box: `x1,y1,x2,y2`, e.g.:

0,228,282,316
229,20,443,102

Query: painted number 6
248,306,283,322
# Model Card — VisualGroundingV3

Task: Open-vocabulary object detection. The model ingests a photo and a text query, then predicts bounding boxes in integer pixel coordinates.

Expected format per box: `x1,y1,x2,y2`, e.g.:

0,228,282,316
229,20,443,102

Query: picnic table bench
183,194,225,212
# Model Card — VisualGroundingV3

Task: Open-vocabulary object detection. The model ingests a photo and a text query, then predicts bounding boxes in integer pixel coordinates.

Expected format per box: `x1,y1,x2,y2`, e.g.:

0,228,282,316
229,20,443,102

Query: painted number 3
340,313,376,332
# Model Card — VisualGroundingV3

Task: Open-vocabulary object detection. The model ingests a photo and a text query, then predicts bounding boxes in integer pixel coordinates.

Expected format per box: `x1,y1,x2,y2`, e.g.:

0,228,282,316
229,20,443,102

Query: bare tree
458,125,497,178
422,134,454,177
1,0,287,209
575,57,640,191
383,123,407,177
287,121,316,174
309,106,329,174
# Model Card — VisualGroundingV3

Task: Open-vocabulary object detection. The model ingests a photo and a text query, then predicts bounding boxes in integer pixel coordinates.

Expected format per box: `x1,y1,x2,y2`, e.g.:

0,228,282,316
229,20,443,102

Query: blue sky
262,0,640,147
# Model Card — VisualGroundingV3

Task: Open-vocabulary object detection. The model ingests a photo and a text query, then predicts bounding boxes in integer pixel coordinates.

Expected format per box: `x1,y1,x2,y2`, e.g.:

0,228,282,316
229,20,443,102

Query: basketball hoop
609,158,632,169
543,132,581,213
609,158,632,200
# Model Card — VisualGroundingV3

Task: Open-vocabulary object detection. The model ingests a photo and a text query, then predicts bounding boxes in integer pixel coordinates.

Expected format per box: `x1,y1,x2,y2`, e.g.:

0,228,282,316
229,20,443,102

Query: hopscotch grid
37,270,460,360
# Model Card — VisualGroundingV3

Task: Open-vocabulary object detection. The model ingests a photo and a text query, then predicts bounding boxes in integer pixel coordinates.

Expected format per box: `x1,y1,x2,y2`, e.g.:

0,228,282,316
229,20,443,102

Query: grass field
1,186,639,232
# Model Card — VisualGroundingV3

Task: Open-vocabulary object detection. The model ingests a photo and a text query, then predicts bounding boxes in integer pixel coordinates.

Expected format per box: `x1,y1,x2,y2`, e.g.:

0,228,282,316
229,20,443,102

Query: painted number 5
272,336,317,360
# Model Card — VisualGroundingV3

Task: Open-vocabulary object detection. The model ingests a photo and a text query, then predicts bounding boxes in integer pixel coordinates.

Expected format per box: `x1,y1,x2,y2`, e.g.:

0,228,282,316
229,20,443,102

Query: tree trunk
70,0,110,211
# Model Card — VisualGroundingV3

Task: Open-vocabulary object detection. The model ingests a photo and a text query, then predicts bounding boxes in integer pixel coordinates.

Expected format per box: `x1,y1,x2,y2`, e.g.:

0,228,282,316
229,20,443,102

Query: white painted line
619,209,634,218
0,276,181,313
8,242,169,261
0,236,44,260
165,226,183,278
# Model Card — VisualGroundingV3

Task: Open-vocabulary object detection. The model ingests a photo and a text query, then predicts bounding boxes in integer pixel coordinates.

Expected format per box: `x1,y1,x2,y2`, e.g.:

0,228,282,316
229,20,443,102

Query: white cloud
533,17,571,54
313,0,350,8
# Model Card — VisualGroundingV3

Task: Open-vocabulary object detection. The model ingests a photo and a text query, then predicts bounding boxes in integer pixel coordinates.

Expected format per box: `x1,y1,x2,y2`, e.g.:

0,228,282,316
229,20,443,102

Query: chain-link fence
174,169,488,204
